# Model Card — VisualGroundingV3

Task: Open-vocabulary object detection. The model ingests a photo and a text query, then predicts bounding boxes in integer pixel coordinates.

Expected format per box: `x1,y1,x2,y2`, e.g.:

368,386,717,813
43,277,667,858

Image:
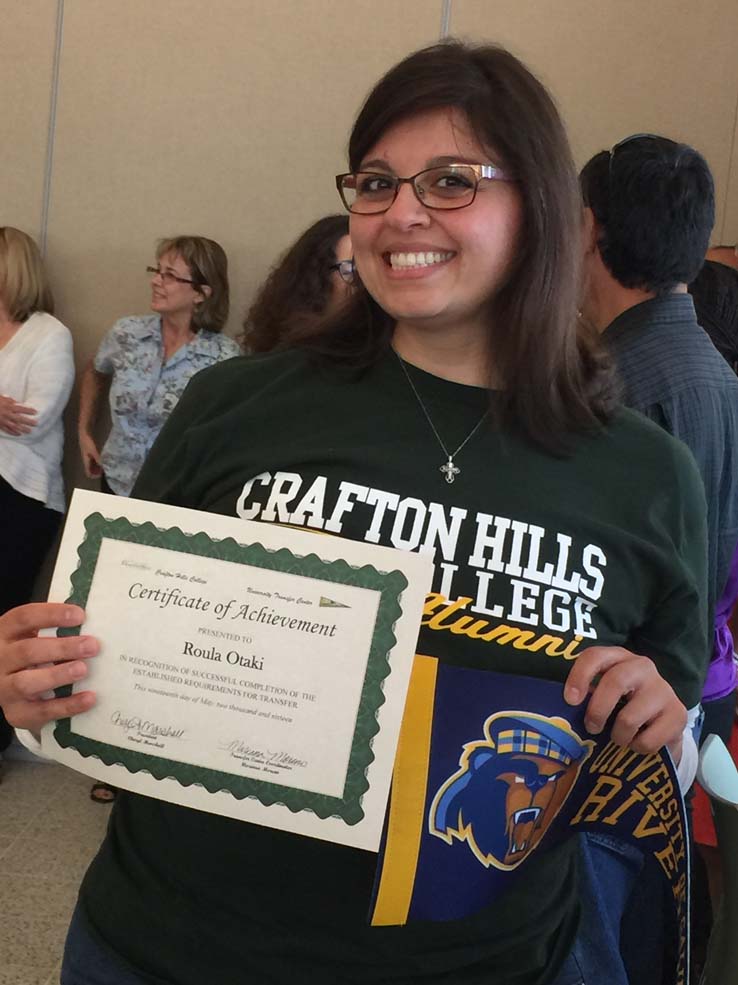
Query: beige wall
0,0,59,238
451,0,738,241
3,0,738,523
724,118,738,240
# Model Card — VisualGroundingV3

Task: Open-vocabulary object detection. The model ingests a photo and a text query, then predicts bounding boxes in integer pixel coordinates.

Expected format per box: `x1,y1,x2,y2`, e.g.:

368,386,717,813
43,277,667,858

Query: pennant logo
429,711,594,870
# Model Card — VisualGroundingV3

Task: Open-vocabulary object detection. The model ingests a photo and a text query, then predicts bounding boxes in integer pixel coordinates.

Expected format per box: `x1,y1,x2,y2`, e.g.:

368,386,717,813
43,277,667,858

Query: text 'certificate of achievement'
42,490,434,850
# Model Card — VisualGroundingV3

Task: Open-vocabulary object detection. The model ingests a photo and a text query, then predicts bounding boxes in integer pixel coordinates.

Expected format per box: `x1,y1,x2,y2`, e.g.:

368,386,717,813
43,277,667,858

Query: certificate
42,490,433,850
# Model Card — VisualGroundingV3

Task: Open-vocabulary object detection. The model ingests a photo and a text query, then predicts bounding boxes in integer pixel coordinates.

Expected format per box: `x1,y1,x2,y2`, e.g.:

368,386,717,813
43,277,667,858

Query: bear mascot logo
429,712,594,870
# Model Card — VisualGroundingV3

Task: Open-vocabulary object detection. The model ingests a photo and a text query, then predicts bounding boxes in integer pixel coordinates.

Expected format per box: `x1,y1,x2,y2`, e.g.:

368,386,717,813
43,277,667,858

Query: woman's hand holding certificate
0,603,97,738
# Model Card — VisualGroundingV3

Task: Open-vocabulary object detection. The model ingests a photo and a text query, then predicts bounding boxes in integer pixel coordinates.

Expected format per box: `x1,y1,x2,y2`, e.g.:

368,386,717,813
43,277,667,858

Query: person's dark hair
580,137,715,293
156,235,230,333
243,215,349,352
689,259,738,372
283,40,615,454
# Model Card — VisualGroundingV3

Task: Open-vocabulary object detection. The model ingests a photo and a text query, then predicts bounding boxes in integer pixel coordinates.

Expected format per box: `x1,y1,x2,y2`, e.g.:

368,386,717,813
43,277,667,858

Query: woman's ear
195,284,212,304
582,207,598,257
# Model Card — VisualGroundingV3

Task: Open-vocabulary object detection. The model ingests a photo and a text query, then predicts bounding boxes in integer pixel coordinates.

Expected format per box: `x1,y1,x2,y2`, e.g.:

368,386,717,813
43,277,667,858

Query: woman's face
149,251,205,322
349,108,523,341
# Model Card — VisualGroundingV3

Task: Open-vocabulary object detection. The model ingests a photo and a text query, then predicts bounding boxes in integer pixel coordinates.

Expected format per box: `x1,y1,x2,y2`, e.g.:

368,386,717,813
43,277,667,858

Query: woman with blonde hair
78,235,240,497
0,227,74,763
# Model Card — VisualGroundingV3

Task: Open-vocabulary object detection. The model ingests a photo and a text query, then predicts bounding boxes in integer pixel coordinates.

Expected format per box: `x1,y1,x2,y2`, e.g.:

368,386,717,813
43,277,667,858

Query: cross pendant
440,457,460,483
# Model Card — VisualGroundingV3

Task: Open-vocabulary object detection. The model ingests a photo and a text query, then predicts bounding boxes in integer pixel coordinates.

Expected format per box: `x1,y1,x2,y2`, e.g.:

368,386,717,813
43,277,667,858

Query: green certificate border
53,511,409,826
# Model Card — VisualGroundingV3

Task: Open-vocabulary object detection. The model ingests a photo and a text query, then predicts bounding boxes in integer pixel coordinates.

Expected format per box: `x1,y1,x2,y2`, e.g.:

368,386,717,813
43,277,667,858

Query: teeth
513,807,541,824
389,251,453,269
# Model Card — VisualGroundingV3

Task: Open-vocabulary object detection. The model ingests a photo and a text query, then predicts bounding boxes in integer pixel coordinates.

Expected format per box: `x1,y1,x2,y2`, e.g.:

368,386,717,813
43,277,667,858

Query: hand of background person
0,394,38,435
0,603,98,741
564,645,687,763
79,431,103,478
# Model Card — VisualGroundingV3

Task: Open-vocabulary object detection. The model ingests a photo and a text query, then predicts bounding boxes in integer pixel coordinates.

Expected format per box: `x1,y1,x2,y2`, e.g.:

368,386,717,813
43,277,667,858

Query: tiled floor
0,749,110,985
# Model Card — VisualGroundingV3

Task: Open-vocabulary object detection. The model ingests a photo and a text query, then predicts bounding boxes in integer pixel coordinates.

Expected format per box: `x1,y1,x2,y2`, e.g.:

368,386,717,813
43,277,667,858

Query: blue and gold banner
371,655,689,985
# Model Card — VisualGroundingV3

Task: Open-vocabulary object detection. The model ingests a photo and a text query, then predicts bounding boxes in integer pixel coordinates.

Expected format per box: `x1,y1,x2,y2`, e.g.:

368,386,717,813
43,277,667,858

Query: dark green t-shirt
79,349,708,984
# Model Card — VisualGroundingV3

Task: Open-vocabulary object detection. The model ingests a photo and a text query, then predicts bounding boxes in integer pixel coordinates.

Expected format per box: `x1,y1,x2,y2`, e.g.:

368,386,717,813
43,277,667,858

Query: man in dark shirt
690,258,738,374
579,135,738,746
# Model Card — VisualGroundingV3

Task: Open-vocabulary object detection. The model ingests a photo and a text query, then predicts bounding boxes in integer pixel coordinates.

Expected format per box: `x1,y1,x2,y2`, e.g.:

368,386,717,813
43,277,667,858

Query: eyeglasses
329,259,355,284
146,265,199,286
335,163,514,215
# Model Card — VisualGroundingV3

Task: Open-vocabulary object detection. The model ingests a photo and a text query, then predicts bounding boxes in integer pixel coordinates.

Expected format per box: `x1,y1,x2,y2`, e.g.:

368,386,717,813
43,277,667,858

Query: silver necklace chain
395,352,489,483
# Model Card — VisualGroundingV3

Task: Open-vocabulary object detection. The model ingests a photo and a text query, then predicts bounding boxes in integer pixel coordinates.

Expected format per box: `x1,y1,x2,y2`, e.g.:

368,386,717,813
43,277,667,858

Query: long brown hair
292,41,615,453
243,215,349,352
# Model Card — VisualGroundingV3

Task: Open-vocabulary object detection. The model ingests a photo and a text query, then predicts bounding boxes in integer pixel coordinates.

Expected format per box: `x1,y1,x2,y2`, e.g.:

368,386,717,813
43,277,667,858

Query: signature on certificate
219,739,307,770
110,710,186,741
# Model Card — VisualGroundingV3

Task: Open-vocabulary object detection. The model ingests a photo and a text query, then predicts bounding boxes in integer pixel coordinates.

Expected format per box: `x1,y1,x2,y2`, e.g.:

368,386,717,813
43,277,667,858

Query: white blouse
0,311,75,512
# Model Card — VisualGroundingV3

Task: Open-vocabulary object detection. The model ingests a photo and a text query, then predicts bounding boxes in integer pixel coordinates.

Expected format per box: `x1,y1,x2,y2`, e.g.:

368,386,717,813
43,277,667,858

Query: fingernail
78,637,97,656
565,686,580,704
69,661,87,679
585,720,601,734
64,606,84,625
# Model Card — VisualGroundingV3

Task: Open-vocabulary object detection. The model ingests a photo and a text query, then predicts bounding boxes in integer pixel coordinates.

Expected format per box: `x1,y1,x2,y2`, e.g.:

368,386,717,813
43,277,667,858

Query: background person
78,235,240,496
1,42,709,985
0,227,74,767
579,138,738,978
77,235,239,802
688,252,738,950
690,257,738,373
242,214,353,352
579,137,738,748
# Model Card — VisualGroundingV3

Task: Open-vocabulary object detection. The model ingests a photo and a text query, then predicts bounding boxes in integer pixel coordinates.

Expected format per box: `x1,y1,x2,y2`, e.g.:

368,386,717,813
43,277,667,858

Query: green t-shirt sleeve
628,439,709,709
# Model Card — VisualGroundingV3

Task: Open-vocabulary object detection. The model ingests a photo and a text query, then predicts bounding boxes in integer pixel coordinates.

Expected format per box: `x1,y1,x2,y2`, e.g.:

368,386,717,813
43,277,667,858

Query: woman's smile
384,249,456,273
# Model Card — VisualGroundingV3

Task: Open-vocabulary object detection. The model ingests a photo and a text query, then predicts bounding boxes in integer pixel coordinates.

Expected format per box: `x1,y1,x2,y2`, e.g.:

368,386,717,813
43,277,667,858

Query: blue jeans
60,906,160,985
549,832,650,985
61,834,657,985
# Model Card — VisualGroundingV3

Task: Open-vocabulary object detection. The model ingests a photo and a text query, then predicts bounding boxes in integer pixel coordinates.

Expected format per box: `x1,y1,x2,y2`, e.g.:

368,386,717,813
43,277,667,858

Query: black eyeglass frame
328,259,355,283
335,163,514,215
146,265,204,287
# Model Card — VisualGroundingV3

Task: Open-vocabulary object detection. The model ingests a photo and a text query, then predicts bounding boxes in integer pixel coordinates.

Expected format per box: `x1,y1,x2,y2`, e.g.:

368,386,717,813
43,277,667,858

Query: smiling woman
316,44,610,453
0,40,711,985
